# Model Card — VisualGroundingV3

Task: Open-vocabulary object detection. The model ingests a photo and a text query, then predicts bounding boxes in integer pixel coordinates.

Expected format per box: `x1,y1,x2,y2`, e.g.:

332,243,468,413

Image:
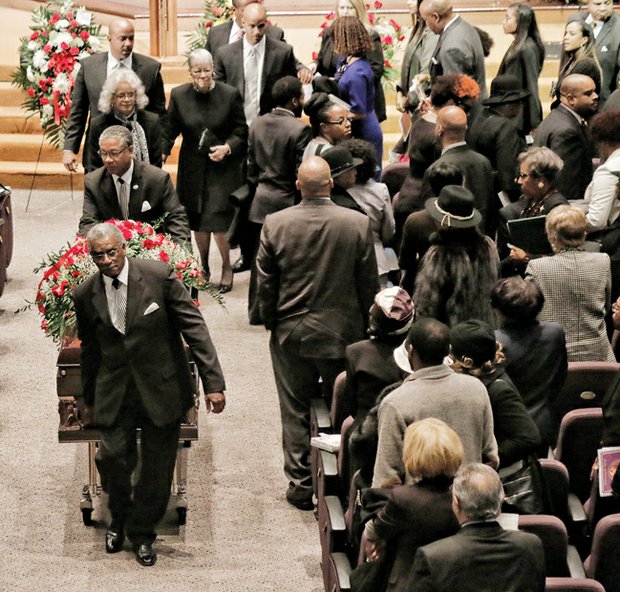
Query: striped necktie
111,277,126,334
117,178,129,219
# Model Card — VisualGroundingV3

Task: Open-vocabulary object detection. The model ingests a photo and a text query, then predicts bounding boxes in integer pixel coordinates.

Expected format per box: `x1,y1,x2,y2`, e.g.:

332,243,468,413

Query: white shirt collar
560,103,586,126
229,20,242,43
107,52,132,75
102,256,129,289
111,159,134,186
442,15,459,33
441,141,467,155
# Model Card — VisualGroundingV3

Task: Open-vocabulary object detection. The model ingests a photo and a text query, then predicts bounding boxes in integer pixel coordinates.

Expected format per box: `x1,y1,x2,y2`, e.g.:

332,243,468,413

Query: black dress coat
582,12,620,105
353,476,459,592
87,110,163,173
534,104,595,201
316,25,386,122
497,38,544,133
163,82,248,232
467,107,526,201
63,52,166,161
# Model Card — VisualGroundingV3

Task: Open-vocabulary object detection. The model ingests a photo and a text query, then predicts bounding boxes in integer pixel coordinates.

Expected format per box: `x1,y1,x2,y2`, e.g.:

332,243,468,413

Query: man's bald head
436,105,468,145
419,0,453,33
243,3,267,44
296,157,334,198
560,74,599,117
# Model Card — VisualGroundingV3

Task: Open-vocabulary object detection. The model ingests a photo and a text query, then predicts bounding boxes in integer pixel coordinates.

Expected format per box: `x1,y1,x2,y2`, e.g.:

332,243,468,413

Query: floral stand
56,337,200,526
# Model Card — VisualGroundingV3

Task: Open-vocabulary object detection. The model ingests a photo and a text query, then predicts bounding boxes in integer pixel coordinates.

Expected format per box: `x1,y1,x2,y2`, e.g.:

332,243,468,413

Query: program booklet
506,215,552,256
598,446,620,497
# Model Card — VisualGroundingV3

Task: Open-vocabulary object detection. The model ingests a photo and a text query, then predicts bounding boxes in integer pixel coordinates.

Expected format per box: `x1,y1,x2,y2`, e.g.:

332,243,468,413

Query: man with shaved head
535,74,599,200
421,105,495,234
63,18,166,172
419,0,487,97
256,156,378,510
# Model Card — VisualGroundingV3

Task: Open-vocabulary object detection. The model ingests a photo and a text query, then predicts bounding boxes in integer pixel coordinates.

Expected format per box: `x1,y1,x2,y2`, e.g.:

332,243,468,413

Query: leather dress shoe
105,523,125,553
286,486,314,511
134,543,157,566
232,257,250,273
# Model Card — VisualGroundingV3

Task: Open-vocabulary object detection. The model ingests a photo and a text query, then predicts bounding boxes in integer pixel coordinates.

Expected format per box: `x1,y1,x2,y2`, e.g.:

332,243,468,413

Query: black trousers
96,390,180,546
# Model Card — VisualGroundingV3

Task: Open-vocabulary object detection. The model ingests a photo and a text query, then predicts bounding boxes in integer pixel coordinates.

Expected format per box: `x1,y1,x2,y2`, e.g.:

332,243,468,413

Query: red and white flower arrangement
12,0,102,148
34,219,220,345
186,0,234,54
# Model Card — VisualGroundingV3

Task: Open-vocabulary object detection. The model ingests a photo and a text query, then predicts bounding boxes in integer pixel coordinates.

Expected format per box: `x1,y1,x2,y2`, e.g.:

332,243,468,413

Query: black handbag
501,455,550,515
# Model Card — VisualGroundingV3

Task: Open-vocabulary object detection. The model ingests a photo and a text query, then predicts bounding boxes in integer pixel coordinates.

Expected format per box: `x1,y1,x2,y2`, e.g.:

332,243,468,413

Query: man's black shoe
134,543,157,566
105,522,125,553
232,257,250,273
286,487,314,511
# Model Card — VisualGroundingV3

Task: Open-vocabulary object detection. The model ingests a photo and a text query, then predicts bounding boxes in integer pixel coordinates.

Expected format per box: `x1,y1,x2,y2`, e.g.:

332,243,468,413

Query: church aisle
0,188,322,591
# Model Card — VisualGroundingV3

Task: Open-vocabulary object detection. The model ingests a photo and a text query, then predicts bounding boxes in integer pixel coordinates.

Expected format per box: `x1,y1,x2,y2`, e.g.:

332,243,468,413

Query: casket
56,338,199,442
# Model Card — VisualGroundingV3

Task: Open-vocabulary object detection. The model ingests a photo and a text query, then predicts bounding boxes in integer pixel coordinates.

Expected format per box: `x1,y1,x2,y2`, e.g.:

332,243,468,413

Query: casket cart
56,339,199,526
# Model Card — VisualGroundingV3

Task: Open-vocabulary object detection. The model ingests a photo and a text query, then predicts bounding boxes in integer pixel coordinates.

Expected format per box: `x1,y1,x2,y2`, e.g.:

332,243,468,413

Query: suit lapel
92,273,112,326
261,38,276,94
125,260,145,332
596,17,613,48
127,160,143,219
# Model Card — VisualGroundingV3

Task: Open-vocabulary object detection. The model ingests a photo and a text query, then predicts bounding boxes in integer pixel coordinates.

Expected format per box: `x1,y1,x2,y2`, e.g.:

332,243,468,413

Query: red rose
176,261,189,271
67,12,73,18
176,272,183,281
153,234,164,246
120,227,132,240
320,21,328,29
142,238,155,249
51,280,68,297
384,59,391,68
190,269,200,278
60,42,69,51
326,11,335,20
398,34,405,41
312,51,318,61
137,225,153,235
368,14,375,24
70,19,79,27
41,319,48,330
374,0,382,8
383,35,393,45
43,44,52,54
27,87,35,97
40,97,50,105
159,251,170,263
71,271,81,278
30,31,39,41
38,302,46,314
80,30,90,40
69,47,79,56
192,299,200,307
389,19,400,31
204,20,213,28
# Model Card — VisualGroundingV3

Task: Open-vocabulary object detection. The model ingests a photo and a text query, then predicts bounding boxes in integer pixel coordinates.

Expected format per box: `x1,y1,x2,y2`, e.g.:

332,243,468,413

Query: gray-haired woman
87,68,162,172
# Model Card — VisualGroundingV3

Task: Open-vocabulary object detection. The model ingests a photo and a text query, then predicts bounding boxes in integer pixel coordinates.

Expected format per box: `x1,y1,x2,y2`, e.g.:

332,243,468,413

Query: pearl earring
538,182,544,188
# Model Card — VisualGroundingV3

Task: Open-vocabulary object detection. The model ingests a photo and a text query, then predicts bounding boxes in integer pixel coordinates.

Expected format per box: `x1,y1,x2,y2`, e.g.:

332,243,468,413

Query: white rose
71,37,84,48
75,10,92,26
42,104,54,117
56,19,70,30
32,50,48,71
88,36,101,51
27,40,41,51
26,66,35,82
53,32,72,48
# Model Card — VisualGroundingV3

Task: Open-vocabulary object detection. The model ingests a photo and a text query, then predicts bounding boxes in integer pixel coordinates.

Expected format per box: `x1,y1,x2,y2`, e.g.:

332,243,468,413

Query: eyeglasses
515,172,532,180
114,92,136,100
91,247,120,261
190,68,213,76
98,147,129,159
325,117,354,125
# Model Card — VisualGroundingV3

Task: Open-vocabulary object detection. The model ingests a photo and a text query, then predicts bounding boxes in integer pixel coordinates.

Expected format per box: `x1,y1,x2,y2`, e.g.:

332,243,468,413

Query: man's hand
205,391,226,414
209,144,231,162
297,67,313,85
508,244,529,263
75,398,94,426
63,150,79,172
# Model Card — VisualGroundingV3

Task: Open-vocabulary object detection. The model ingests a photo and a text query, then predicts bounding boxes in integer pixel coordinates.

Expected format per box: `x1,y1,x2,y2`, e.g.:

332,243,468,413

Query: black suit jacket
582,12,620,105
408,521,545,592
205,20,284,55
534,104,594,201
467,107,525,199
79,160,190,245
63,52,166,155
213,37,298,117
421,144,495,234
73,259,226,427
256,198,378,357
86,110,163,173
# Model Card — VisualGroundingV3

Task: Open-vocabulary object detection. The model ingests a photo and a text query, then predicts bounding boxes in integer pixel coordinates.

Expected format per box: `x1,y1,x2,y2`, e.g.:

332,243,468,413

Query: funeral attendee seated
351,418,462,592
302,92,352,159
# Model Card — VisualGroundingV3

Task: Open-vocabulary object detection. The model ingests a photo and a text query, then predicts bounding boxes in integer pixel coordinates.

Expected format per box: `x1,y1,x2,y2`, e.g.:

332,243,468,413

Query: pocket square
143,302,160,315
141,200,152,213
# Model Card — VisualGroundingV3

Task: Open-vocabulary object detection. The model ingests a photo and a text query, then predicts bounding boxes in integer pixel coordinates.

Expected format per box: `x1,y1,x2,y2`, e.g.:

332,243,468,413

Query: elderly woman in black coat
87,68,162,173
163,48,248,291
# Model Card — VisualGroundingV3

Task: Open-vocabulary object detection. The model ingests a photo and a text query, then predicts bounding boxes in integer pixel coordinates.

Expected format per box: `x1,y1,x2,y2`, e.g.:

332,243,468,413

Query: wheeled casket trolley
56,339,200,526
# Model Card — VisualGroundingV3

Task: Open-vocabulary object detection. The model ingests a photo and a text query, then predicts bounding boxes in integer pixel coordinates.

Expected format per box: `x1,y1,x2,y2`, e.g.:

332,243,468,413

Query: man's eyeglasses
325,117,354,125
98,147,129,159
91,247,120,261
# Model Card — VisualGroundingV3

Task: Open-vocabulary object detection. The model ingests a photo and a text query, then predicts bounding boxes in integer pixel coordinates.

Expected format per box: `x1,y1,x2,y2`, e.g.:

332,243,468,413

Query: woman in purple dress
333,16,383,172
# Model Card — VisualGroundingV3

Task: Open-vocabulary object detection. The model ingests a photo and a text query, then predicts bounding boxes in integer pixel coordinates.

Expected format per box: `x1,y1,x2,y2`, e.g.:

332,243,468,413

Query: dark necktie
117,178,129,219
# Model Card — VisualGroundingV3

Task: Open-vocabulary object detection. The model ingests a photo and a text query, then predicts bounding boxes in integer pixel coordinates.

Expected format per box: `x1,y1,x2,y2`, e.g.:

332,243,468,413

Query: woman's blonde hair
403,418,464,479
335,0,371,27
545,204,587,251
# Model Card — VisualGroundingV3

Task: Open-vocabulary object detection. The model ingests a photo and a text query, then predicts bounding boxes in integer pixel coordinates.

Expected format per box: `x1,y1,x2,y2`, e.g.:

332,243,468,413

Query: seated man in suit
74,222,226,566
534,74,599,201
79,126,190,246
407,463,545,592
63,18,166,172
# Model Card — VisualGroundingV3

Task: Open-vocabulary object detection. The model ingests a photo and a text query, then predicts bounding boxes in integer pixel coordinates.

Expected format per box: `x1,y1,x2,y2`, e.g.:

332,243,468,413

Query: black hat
322,146,363,177
424,185,482,229
482,74,530,106
450,320,497,368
